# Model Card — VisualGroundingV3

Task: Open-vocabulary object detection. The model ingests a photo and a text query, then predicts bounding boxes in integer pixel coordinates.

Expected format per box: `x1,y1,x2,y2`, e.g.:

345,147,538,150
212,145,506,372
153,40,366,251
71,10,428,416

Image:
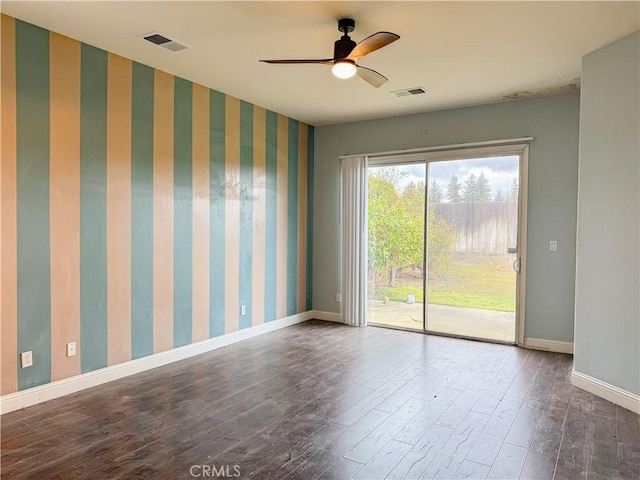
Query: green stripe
286,119,299,315
239,101,253,329
79,44,108,373
264,111,278,322
15,20,51,390
131,62,154,359
306,126,314,310
173,78,193,347
209,90,226,337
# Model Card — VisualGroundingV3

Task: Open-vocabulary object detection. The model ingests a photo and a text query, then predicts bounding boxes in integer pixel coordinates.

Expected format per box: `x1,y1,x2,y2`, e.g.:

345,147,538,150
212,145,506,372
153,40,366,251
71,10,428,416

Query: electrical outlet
67,342,77,357
21,351,33,368
241,305,246,316
336,293,342,302
549,240,558,251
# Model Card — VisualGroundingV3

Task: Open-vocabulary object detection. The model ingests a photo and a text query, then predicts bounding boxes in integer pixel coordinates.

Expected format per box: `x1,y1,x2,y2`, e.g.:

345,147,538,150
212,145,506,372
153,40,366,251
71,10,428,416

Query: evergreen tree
462,173,477,202
446,174,462,203
428,179,443,204
494,190,504,202
476,172,492,202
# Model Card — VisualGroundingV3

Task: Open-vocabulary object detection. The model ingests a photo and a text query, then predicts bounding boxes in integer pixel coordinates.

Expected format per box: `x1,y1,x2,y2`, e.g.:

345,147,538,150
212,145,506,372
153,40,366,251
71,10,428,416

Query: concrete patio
368,300,515,343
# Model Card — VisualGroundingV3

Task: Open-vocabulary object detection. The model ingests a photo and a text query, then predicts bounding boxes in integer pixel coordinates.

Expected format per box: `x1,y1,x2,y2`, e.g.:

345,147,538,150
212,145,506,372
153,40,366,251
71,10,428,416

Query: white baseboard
571,370,640,414
0,311,313,415
523,337,574,354
312,310,344,323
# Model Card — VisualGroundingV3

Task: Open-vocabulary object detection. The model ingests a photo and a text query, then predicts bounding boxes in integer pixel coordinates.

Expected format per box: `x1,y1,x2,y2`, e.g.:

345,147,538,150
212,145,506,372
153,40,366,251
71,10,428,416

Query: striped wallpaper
0,15,314,394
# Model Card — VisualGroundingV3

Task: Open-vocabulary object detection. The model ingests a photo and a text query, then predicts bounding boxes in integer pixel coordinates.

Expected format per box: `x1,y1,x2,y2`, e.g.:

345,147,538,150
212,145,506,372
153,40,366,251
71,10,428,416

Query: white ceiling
3,1,638,126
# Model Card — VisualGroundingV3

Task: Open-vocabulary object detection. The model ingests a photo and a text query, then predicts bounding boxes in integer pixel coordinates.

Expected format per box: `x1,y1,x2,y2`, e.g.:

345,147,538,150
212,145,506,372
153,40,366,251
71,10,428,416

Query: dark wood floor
1,320,638,480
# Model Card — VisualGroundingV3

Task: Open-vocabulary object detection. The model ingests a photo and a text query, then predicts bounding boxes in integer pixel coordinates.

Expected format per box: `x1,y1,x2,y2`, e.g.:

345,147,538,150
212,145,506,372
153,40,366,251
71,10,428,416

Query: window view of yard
374,254,516,313
368,157,519,342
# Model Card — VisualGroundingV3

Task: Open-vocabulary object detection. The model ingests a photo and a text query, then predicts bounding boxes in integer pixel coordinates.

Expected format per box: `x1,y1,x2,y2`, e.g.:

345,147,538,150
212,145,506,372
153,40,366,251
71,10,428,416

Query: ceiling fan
259,18,400,88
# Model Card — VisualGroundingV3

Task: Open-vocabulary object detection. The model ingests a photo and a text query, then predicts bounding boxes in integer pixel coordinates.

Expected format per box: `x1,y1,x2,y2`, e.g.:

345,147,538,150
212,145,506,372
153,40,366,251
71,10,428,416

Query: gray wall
574,32,640,395
314,92,580,342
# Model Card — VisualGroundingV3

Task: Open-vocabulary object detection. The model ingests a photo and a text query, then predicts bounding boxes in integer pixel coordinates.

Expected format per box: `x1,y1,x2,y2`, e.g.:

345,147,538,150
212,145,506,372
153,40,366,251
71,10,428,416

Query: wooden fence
434,202,518,254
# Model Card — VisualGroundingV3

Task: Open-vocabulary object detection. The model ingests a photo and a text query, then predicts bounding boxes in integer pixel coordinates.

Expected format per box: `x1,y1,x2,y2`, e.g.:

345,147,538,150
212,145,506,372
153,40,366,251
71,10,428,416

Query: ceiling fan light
332,61,357,79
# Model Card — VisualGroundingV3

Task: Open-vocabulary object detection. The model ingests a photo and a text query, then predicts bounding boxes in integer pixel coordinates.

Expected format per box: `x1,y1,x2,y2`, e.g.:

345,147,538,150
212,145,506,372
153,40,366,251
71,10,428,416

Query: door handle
513,258,521,273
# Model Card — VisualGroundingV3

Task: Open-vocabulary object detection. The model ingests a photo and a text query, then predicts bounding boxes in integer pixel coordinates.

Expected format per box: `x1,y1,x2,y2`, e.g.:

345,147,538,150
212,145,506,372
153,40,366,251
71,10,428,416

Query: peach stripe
224,96,240,333
1,14,18,395
106,53,132,365
153,71,174,353
252,106,266,325
49,32,82,381
192,84,210,342
297,123,308,313
276,114,288,320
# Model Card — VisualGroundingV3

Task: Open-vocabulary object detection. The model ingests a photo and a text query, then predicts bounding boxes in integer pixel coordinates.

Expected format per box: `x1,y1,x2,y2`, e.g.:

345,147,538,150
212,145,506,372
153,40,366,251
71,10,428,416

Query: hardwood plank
352,439,412,480
485,442,527,479
345,398,425,464
284,408,390,480
387,424,455,479
455,459,491,479
394,388,461,444
617,442,640,480
520,451,557,480
420,411,490,478
318,457,364,479
504,397,548,448
555,396,591,473
435,389,485,429
465,398,522,466
254,421,348,480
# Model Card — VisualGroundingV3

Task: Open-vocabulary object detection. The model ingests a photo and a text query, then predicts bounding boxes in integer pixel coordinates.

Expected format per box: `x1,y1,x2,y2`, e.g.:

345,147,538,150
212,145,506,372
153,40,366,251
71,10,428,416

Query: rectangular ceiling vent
141,32,190,52
390,87,428,98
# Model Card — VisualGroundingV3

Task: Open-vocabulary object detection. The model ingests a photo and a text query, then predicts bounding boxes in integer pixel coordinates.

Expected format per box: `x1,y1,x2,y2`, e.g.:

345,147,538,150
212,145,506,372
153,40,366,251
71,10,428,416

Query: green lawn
373,263,516,312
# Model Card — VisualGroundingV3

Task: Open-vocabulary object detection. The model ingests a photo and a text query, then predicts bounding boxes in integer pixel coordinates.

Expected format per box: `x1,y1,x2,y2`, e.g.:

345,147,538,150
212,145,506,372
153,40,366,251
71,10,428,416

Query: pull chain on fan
259,18,400,88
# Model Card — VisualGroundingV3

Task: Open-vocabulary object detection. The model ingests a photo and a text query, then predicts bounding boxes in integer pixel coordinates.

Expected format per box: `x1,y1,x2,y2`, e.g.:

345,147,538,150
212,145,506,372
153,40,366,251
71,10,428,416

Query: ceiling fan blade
259,59,334,65
347,32,400,60
356,65,388,88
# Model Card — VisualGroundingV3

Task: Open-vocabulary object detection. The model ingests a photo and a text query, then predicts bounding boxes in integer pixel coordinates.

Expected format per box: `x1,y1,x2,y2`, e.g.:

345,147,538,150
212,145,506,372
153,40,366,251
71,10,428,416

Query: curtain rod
339,137,533,160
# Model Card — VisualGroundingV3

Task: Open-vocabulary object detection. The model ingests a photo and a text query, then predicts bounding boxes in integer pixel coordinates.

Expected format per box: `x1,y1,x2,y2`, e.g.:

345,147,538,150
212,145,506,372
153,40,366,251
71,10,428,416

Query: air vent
141,32,190,52
390,87,428,98
144,33,171,45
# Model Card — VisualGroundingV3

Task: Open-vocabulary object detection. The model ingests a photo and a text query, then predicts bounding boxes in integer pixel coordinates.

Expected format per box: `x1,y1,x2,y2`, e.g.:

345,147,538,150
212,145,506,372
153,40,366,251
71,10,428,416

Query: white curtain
341,156,368,327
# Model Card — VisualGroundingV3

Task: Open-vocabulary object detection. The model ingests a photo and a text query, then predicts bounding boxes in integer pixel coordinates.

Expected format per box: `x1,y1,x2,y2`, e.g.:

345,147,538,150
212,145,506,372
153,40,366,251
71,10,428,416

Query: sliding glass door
367,147,525,344
367,163,425,331
425,156,520,343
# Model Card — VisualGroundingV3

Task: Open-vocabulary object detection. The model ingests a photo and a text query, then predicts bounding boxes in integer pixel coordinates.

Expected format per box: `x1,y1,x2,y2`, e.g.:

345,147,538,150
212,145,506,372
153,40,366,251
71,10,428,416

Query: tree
400,181,455,273
368,173,456,287
462,173,477,202
426,206,456,272
494,190,505,202
476,172,492,202
401,180,425,219
446,174,462,203
368,174,422,286
428,179,443,204
370,166,407,186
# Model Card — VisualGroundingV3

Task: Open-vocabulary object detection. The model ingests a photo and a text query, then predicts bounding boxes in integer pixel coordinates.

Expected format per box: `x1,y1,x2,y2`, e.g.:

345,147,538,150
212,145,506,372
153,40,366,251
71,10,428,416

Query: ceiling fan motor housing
335,18,357,59
334,37,356,59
